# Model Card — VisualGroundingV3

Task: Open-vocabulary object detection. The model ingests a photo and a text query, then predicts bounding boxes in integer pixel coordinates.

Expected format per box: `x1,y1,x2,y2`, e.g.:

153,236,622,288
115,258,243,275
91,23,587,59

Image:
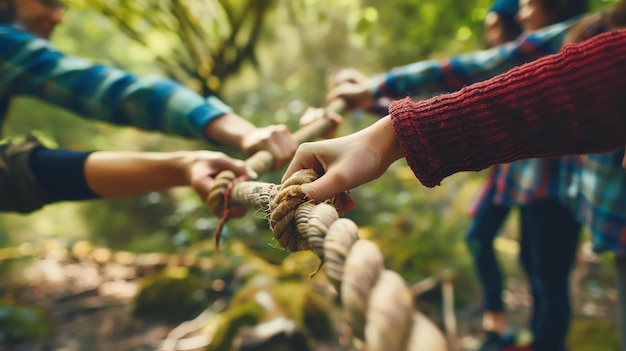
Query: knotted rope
206,169,448,350
208,99,345,252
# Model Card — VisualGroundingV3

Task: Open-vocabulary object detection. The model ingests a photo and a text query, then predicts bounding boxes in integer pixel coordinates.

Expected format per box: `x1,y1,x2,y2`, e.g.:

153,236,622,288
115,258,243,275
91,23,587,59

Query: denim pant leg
466,187,512,312
519,199,581,351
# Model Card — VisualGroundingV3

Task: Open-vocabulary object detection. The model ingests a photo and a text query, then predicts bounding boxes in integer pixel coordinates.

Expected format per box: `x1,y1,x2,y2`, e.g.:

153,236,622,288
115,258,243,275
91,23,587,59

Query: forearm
83,151,190,198
390,29,626,187
203,112,257,150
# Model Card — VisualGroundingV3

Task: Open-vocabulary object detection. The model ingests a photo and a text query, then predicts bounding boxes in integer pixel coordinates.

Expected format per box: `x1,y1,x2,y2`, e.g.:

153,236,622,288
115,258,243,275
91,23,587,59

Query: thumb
227,158,250,177
192,176,214,202
300,176,339,204
301,175,356,212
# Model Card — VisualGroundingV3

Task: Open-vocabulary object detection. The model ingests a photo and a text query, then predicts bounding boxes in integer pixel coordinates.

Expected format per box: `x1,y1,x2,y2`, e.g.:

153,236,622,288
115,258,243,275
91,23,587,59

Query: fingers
228,203,249,218
330,68,365,85
299,107,323,127
265,125,298,170
325,83,373,111
282,142,325,184
299,107,343,139
191,174,248,217
191,176,214,202
215,156,249,177
325,85,347,105
300,169,352,204
187,151,250,200
241,125,298,170
328,69,367,108
282,141,352,203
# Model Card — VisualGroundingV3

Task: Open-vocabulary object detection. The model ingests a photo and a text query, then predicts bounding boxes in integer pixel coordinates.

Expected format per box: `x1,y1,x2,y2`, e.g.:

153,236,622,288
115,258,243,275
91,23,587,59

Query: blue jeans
466,188,581,351
465,184,511,312
519,199,581,351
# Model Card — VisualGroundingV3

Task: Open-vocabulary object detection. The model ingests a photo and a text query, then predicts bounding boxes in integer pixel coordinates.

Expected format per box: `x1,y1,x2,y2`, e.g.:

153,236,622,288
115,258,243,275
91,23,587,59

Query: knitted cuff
389,98,442,187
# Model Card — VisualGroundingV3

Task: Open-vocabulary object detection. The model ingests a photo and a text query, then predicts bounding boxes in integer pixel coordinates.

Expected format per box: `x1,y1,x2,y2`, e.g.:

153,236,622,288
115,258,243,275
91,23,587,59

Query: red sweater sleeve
389,29,626,187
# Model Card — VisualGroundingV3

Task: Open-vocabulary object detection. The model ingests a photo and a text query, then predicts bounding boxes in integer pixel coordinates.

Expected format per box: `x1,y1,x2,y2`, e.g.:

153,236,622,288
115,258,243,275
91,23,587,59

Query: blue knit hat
489,0,519,21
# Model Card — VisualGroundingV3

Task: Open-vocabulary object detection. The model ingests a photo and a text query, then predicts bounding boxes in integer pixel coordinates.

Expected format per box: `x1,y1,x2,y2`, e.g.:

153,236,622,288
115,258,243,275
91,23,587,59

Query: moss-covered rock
269,282,334,341
133,266,212,322
205,302,263,351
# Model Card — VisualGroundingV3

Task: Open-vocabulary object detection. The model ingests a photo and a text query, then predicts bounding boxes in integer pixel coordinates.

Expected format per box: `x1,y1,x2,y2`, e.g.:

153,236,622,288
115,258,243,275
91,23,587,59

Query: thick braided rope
207,169,448,350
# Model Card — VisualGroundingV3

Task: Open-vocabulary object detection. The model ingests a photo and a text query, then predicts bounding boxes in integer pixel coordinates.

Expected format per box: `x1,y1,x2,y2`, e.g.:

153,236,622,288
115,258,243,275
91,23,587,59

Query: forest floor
0,242,620,351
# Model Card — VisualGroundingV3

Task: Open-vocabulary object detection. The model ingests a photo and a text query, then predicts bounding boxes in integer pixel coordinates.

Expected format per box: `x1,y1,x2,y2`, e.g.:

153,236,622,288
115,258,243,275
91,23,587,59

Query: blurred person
558,3,626,350
0,0,299,213
484,0,522,47
466,1,520,348
465,1,586,350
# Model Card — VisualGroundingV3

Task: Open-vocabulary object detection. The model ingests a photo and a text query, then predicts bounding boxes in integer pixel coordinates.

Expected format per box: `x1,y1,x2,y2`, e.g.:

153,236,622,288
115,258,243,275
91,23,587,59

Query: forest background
0,0,621,350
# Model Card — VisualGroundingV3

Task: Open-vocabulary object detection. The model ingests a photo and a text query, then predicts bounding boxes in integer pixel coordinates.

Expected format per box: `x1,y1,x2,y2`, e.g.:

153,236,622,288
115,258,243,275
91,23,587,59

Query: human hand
203,113,297,170
184,150,254,217
240,124,298,170
298,107,343,139
282,116,403,211
326,69,375,111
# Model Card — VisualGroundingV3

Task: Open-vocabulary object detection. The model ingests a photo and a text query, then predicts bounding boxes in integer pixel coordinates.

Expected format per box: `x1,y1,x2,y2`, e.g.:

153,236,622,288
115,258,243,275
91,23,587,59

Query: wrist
369,116,403,165
170,151,198,186
203,113,256,150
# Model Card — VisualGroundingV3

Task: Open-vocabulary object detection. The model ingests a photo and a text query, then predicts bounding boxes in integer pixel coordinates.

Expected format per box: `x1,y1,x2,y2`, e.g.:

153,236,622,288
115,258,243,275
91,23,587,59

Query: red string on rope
213,174,249,254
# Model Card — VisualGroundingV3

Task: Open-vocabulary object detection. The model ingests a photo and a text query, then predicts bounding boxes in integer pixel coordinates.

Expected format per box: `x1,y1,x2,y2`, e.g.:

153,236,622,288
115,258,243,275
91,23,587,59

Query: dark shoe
479,331,516,351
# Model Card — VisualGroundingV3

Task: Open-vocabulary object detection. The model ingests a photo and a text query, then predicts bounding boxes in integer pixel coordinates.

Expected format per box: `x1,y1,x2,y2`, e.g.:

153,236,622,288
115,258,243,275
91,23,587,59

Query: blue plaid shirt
564,151,626,255
0,23,232,140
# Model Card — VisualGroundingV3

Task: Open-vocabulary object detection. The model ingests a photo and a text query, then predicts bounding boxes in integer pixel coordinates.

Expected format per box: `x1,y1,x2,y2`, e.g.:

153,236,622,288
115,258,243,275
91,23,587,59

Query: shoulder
0,23,56,55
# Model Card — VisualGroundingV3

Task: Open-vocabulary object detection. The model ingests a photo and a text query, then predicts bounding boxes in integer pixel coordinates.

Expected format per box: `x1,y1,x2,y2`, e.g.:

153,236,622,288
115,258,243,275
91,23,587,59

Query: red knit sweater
389,29,626,188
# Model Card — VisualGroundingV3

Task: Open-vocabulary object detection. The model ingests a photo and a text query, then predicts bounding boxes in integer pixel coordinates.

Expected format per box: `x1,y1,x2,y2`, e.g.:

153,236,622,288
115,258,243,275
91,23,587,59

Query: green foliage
62,0,278,96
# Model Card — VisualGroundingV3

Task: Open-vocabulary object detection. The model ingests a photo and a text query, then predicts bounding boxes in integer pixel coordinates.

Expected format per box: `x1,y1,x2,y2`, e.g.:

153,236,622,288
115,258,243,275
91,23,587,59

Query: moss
205,302,263,351
567,318,620,351
133,266,210,322
270,282,334,340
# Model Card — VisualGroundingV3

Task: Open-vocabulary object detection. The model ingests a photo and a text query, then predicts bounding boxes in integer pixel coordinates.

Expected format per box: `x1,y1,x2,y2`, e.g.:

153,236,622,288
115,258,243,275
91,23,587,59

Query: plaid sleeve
0,24,232,141
371,17,580,100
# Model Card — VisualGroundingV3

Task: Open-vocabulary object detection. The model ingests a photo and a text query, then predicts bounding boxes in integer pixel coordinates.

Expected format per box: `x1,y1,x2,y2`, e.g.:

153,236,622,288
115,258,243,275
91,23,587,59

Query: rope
206,169,449,350
208,171,250,253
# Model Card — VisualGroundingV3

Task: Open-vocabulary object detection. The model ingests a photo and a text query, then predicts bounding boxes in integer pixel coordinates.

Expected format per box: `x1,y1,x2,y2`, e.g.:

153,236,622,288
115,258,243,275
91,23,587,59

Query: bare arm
84,150,251,200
